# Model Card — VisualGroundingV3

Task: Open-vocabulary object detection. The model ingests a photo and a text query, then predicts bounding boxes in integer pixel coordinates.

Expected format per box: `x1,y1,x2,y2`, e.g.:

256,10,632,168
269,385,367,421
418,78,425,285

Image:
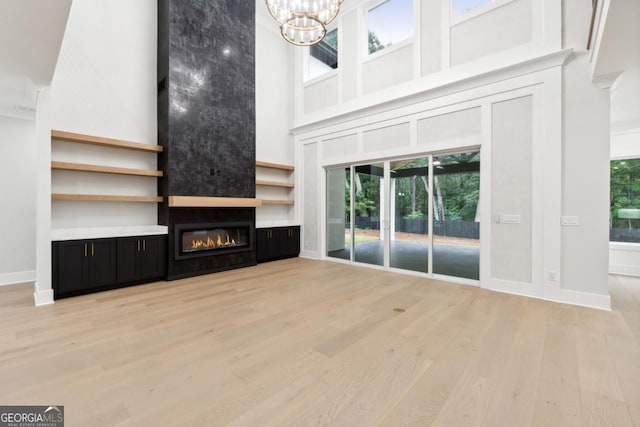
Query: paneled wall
294,0,556,126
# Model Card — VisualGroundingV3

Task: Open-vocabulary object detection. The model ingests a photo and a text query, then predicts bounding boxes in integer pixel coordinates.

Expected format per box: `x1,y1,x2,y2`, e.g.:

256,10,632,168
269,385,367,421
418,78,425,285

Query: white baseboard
34,288,54,306
543,286,611,311
488,279,611,311
299,251,320,260
609,264,640,277
0,270,35,286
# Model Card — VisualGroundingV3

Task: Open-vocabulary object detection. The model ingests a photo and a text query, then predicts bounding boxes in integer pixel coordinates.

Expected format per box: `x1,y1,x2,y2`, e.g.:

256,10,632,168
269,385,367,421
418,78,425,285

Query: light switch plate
561,216,579,226
501,214,521,224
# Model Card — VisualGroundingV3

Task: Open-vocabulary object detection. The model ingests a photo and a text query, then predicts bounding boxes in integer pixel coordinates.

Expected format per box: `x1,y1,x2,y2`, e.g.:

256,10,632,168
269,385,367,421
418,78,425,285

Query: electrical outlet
547,271,557,282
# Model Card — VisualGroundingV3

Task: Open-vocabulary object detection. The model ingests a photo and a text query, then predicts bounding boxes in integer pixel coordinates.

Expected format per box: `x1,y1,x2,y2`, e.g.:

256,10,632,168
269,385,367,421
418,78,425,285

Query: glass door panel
354,163,384,266
326,167,351,260
432,151,480,279
390,157,429,273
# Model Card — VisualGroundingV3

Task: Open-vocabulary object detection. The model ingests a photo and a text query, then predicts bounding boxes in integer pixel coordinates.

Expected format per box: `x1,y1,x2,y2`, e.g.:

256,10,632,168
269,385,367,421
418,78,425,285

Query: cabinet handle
143,239,146,252
137,240,140,252
84,244,87,257
91,243,94,256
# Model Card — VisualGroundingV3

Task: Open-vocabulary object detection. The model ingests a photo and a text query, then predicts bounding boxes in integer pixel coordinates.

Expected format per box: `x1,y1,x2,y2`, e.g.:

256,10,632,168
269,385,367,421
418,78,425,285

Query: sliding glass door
326,167,350,261
432,152,480,280
390,158,430,273
326,151,480,281
353,163,384,266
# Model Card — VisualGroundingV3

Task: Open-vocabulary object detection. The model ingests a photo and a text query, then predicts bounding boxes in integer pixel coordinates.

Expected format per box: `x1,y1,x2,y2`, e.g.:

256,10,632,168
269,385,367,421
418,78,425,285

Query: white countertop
255,221,300,229
52,225,168,241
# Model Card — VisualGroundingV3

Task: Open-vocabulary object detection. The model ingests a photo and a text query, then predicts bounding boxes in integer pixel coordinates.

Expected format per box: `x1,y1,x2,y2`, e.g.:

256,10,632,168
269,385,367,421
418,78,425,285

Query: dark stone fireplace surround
157,0,257,280
163,207,256,280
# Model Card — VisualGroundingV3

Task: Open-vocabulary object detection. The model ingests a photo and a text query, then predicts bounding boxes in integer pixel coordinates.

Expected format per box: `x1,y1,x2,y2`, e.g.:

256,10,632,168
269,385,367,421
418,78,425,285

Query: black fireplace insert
174,222,254,260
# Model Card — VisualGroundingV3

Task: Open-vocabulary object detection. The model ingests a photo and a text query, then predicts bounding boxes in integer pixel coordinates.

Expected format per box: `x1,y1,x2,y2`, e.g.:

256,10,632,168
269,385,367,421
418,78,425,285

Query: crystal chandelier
265,0,344,46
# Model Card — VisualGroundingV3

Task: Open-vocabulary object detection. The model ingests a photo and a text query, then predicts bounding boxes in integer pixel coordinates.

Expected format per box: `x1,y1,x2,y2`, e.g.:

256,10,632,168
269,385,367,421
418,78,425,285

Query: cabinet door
87,239,117,288
256,229,271,262
274,227,289,258
116,237,139,284
286,226,300,257
139,235,166,280
57,240,88,294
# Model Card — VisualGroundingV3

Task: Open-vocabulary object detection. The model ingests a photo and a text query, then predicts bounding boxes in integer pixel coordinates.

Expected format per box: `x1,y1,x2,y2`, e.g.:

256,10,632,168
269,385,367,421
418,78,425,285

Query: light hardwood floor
1,258,639,426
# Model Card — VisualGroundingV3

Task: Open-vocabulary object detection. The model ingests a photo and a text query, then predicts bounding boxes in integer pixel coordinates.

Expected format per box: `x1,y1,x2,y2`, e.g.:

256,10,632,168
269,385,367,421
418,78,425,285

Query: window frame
609,155,640,245
364,0,415,58
303,23,339,86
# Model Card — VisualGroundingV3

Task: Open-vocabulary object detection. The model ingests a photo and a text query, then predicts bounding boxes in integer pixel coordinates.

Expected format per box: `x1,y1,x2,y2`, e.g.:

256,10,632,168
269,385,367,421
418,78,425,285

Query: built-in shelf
51,131,164,210
52,194,163,203
168,196,263,208
256,160,295,207
256,179,294,188
51,130,163,153
51,161,163,177
261,199,295,206
256,160,294,171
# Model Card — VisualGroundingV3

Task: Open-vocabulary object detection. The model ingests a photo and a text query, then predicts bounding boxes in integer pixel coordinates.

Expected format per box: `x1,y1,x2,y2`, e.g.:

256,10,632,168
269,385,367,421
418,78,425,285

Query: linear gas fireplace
175,222,254,261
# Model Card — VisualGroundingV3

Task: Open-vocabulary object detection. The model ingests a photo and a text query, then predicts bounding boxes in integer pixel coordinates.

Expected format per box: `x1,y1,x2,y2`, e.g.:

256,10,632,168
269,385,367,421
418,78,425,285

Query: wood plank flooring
0,258,639,426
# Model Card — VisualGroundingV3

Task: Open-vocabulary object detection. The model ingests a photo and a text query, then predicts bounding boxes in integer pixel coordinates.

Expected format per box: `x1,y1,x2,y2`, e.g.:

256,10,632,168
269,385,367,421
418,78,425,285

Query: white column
34,88,54,306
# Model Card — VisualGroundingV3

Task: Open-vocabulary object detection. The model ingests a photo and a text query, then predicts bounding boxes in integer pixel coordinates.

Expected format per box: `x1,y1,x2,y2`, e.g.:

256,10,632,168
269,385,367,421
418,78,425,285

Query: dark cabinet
116,235,166,284
256,226,300,263
53,234,167,299
53,238,117,298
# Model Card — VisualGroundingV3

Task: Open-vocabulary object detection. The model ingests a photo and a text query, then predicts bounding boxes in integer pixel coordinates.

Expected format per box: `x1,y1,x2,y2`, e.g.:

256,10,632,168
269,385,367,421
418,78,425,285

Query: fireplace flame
190,232,240,250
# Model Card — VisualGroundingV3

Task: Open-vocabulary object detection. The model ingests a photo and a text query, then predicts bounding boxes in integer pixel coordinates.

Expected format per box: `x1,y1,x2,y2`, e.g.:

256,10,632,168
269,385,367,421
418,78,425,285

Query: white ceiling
0,0,71,117
0,0,71,84
593,0,640,129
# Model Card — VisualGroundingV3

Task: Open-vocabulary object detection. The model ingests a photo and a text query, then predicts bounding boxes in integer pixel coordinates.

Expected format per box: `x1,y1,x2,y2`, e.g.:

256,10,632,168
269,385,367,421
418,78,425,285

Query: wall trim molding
0,270,35,286
293,48,573,134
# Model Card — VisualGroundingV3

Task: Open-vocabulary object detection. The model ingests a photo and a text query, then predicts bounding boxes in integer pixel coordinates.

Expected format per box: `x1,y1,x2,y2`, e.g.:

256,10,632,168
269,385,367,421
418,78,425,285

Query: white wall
255,4,297,227
50,0,158,230
0,116,37,285
611,128,640,159
52,0,157,142
561,55,610,296
560,0,611,295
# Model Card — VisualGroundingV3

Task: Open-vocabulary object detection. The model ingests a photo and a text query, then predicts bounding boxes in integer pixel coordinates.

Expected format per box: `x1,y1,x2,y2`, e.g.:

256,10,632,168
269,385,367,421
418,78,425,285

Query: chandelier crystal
265,0,344,46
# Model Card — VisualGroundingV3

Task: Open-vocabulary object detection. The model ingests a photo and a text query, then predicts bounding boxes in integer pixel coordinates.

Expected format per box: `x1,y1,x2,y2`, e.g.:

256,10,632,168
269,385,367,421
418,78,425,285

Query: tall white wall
0,116,37,285
561,56,610,295
50,0,158,230
255,3,296,227
561,0,610,295
52,0,157,142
